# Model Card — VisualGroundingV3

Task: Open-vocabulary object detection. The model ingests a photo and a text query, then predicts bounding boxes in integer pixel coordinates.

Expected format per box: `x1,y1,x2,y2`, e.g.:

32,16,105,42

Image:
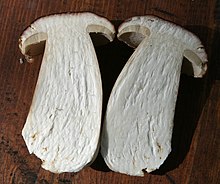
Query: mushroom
101,16,207,176
19,13,115,173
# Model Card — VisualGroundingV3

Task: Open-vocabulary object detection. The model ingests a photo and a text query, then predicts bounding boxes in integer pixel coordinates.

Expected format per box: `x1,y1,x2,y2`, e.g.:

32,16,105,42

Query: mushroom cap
19,12,115,57
118,16,208,77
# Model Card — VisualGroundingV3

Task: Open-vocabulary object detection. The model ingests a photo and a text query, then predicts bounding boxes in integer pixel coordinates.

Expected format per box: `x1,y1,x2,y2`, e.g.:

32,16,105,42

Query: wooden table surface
0,0,219,183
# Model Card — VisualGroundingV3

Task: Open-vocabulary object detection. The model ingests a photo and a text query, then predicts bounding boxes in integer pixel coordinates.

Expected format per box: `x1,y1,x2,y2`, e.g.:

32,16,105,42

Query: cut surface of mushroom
101,16,207,176
19,13,115,173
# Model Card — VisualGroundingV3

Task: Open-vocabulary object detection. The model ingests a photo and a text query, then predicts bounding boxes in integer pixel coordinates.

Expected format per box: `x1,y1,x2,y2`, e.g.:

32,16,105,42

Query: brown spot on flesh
156,142,163,153
31,133,38,141
43,147,48,151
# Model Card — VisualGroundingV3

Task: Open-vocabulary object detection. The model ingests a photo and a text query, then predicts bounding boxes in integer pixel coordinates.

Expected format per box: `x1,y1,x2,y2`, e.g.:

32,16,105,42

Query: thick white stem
101,35,183,176
22,31,102,173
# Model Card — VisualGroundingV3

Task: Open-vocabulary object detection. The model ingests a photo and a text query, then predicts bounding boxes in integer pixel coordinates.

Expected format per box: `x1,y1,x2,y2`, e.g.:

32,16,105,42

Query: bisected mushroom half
19,13,115,173
101,16,207,176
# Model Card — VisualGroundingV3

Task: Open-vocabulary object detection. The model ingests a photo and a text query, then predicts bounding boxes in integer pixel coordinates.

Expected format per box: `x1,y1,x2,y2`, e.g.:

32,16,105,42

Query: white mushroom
101,16,207,176
19,13,115,173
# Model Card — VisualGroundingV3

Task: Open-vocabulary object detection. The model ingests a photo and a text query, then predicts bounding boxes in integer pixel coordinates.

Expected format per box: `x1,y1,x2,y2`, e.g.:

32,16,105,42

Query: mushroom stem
102,35,183,176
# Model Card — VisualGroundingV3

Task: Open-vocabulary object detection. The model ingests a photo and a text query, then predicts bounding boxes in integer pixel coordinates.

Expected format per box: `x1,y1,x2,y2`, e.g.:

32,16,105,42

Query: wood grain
0,0,219,183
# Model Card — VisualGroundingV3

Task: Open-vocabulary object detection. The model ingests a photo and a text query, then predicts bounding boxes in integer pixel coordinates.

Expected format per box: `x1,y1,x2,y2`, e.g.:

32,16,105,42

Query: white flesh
101,16,207,176
20,13,114,173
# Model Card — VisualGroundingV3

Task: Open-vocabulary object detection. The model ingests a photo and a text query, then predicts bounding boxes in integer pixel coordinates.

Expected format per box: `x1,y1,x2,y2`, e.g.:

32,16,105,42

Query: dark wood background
0,0,219,183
